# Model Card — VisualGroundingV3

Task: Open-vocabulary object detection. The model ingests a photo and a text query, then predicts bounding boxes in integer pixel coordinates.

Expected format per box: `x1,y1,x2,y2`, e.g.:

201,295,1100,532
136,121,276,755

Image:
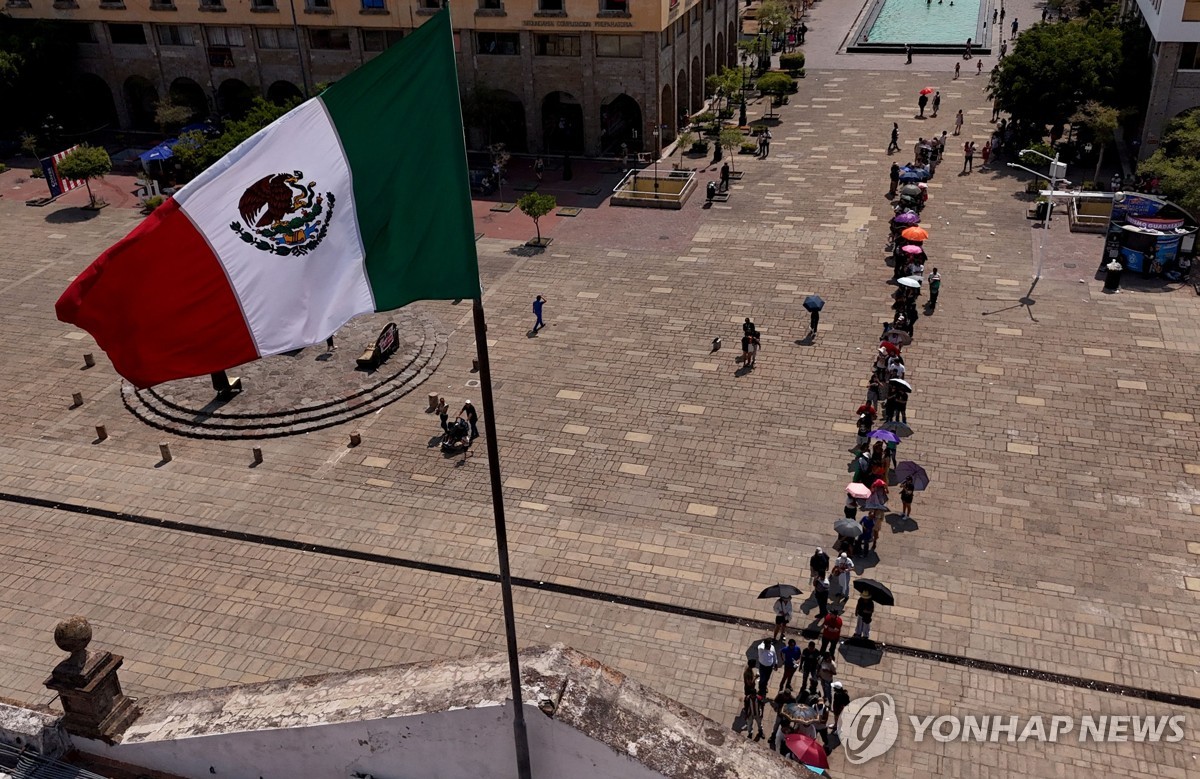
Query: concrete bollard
252,447,263,465
83,353,95,368
71,392,83,408
349,433,362,448
94,425,107,441
427,392,439,411
472,359,480,373
158,443,172,463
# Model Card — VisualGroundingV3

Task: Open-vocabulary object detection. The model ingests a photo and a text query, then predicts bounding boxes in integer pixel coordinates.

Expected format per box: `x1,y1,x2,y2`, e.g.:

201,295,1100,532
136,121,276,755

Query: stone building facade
4,0,741,156
1123,0,1200,158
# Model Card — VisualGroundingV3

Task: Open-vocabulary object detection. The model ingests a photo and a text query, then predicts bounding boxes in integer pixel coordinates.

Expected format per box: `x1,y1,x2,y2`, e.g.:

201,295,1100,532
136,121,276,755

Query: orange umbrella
901,226,929,242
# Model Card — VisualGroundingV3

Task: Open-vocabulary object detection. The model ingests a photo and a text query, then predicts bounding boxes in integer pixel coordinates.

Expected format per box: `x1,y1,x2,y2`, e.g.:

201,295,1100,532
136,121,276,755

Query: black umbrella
758,583,802,599
853,578,895,606
803,294,825,312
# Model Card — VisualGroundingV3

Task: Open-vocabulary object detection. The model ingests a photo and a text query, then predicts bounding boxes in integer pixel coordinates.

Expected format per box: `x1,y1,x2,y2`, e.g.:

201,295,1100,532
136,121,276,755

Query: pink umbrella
846,483,871,499
901,244,924,255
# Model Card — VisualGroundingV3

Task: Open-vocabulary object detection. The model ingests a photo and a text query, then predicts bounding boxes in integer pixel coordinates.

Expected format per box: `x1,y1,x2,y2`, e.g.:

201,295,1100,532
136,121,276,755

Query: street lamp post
739,51,749,127
652,127,660,198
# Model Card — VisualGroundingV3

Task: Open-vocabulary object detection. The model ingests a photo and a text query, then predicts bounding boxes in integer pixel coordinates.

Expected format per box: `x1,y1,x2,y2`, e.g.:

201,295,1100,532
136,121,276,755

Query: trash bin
1034,200,1049,221
1103,259,1124,292
706,181,717,201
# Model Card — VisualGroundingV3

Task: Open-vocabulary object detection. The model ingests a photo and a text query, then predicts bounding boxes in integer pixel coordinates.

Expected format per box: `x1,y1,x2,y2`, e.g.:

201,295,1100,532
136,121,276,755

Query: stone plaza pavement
0,63,1198,779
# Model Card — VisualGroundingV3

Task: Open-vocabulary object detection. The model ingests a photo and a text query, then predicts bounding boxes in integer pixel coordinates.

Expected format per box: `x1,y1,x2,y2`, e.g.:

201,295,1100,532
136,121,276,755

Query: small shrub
740,141,758,153
779,51,805,73
30,168,43,178
693,111,716,125
690,138,709,153
143,195,166,212
0,163,7,174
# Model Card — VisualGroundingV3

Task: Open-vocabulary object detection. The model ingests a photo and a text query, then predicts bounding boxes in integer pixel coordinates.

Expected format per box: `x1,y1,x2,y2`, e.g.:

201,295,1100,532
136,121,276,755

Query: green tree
1138,109,1200,217
756,0,792,40
171,97,295,179
55,144,112,207
719,127,745,173
756,72,794,118
987,19,1122,141
518,192,557,245
676,130,696,167
1070,100,1120,184
737,36,771,74
155,101,195,133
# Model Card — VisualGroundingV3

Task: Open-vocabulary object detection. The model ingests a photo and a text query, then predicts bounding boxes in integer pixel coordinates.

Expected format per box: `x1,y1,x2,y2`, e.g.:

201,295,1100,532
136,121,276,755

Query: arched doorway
169,77,209,122
717,32,725,70
65,73,118,131
600,94,642,155
462,86,527,152
267,80,303,107
660,83,675,148
217,79,256,119
541,91,583,154
705,43,715,81
676,69,688,129
123,75,159,130
727,21,737,67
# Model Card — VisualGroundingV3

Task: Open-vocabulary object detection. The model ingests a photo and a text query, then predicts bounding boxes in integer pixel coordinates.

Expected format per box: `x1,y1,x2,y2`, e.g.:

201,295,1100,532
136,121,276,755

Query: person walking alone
810,307,820,335
954,109,963,136
917,92,928,118
905,43,913,65
888,122,901,154
954,61,961,80
532,294,547,334
928,267,941,309
962,140,974,173
932,91,941,118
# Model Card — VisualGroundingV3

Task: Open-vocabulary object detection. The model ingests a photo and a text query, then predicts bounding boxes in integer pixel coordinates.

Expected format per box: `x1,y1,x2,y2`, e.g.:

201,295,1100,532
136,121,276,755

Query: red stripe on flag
55,198,258,388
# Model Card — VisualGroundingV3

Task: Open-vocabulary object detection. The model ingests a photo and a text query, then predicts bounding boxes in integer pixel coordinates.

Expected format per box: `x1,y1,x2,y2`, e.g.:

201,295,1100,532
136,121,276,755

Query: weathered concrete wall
0,702,69,759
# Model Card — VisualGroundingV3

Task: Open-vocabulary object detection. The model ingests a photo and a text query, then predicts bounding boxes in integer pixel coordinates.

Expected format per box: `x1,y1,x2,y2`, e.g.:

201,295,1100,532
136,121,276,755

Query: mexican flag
56,9,478,388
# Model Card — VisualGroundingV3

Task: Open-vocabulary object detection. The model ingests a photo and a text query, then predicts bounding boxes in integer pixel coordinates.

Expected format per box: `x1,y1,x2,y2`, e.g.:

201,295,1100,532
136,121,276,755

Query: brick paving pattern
0,11,1198,776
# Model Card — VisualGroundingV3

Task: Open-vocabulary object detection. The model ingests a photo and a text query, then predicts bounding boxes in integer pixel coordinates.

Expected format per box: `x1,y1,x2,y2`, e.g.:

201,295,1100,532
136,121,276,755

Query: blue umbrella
139,139,178,163
868,429,900,443
803,294,825,312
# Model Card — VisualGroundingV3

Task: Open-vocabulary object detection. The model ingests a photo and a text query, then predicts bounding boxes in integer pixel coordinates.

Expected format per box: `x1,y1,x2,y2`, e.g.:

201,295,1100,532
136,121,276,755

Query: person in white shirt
773,596,793,640
756,640,778,696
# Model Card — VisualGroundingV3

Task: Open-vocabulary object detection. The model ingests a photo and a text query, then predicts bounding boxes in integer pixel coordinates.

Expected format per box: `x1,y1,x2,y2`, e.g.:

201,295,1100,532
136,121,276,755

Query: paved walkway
0,31,1197,779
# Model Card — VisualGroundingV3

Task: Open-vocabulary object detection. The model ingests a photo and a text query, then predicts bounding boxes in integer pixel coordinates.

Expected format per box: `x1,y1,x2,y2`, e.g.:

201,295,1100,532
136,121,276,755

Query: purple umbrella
893,461,930,490
893,212,921,225
868,429,900,443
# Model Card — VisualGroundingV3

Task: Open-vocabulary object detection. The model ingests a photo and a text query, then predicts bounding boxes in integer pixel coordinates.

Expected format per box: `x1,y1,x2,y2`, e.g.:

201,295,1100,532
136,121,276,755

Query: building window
675,18,685,36
256,27,298,48
108,23,148,44
207,26,245,46
477,31,519,55
361,0,385,8
307,0,332,9
1186,0,1200,20
691,5,700,23
362,28,403,51
157,24,196,45
309,28,351,49
66,22,99,43
478,0,502,9
596,33,641,57
600,0,627,10
661,28,671,49
199,0,224,8
536,34,579,56
1181,43,1200,71
705,0,713,9
419,0,439,7
251,0,277,9
539,0,563,10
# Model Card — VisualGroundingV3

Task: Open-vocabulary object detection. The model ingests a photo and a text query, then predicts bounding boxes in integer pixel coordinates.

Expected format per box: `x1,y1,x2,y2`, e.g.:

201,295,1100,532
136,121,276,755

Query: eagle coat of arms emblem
229,170,336,256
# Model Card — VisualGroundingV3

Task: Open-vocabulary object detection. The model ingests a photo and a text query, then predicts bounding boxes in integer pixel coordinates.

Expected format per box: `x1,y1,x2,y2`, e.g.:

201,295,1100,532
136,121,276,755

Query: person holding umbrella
853,591,875,640
803,294,824,335
901,476,916,519
773,594,793,640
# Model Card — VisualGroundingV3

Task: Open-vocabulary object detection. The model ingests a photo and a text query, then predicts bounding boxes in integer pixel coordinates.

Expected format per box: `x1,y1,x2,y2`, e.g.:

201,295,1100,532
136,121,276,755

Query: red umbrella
919,86,935,95
785,733,830,769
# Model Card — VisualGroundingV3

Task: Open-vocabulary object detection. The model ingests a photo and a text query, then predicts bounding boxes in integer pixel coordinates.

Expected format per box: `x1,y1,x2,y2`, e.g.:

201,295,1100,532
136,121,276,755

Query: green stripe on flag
321,8,480,310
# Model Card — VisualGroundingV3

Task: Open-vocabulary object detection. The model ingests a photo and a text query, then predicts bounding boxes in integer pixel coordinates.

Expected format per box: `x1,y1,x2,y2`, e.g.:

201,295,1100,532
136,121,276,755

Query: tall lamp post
652,126,660,198
739,50,749,127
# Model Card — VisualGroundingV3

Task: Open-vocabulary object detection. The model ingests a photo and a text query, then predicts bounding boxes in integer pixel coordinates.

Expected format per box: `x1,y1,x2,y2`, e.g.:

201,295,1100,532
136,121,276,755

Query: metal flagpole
471,297,533,779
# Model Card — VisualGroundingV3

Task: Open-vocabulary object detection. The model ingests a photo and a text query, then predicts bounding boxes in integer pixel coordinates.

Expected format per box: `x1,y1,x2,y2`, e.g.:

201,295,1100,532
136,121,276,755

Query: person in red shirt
820,611,842,655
